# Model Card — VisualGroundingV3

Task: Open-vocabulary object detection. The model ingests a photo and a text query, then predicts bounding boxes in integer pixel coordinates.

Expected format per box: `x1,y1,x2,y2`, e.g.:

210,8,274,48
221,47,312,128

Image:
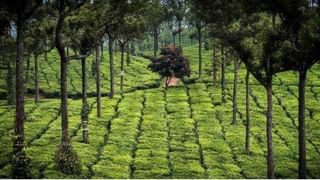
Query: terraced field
0,45,319,178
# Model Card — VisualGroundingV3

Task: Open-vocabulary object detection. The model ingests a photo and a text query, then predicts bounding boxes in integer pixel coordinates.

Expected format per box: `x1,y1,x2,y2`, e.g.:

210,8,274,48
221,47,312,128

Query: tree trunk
34,55,40,103
25,56,30,84
266,57,274,178
173,34,176,47
126,42,130,66
232,59,240,125
153,25,158,58
12,16,30,178
213,46,217,87
81,52,88,144
298,69,307,178
108,35,114,98
96,46,101,118
66,46,69,57
44,42,48,62
221,45,226,102
54,1,81,174
56,16,69,144
120,43,125,93
198,27,202,78
245,69,250,154
165,76,171,88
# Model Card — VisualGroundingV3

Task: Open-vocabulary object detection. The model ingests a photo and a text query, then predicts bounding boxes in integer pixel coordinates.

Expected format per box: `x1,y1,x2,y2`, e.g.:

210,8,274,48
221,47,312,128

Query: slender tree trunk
25,56,30,84
66,46,69,57
120,43,125,93
44,40,48,62
232,59,240,125
81,52,88,144
34,55,40,103
221,45,226,102
12,16,30,178
165,77,168,88
108,35,114,98
298,69,307,178
198,27,202,78
153,25,158,58
96,46,101,118
165,76,171,88
126,42,130,66
266,57,274,178
130,41,135,55
245,69,250,154
213,46,217,87
56,16,69,144
173,34,176,47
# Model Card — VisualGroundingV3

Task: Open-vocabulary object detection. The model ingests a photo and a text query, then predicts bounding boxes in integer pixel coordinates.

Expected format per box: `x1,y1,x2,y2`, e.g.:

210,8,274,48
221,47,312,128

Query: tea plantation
0,45,319,178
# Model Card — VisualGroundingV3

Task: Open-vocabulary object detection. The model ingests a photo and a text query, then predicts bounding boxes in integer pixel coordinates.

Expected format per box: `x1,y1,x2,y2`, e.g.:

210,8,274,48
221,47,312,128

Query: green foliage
6,62,15,105
204,40,210,50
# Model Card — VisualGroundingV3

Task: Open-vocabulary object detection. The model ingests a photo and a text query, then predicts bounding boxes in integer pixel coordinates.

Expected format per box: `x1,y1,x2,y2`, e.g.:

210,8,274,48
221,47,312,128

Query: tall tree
221,45,226,102
0,26,16,105
176,0,184,47
232,57,241,125
107,34,115,98
68,1,105,143
54,0,85,174
96,45,102,117
0,0,42,178
192,1,294,178
212,45,218,87
258,1,320,177
104,1,122,99
25,13,55,103
117,2,146,93
196,20,203,78
104,0,147,97
164,0,185,48
145,0,165,58
186,4,203,78
245,69,250,154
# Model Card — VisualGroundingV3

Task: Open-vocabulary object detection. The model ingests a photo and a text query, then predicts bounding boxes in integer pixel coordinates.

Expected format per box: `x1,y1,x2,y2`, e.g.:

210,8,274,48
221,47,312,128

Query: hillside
0,45,319,178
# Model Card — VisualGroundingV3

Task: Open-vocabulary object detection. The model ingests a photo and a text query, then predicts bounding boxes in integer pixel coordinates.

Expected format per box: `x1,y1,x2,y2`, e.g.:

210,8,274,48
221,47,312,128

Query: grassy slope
0,45,319,178
0,49,160,97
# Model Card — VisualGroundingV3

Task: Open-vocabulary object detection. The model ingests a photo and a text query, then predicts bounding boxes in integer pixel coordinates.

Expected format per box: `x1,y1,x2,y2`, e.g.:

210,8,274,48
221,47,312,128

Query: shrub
148,46,191,87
